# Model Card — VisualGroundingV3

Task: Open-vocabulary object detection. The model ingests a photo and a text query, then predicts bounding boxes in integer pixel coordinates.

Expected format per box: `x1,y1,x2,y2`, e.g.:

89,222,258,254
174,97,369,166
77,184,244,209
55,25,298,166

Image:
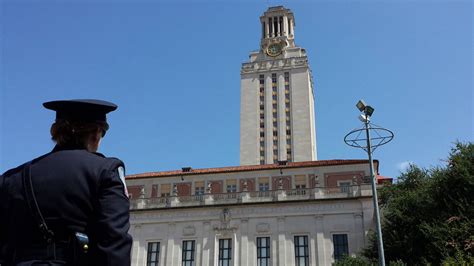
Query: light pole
344,100,393,266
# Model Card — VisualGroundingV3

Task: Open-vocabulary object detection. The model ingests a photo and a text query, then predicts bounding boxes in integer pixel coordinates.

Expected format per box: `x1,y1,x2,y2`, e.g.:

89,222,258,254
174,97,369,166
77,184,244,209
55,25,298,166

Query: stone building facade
126,160,390,265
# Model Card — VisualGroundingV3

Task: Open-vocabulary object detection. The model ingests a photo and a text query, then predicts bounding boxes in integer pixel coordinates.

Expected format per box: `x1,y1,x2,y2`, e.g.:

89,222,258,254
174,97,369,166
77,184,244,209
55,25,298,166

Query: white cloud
397,161,413,172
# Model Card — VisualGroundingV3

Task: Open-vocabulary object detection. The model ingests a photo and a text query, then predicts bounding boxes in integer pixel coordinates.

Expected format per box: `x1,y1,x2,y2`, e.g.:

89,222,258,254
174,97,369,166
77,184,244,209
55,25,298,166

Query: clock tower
240,6,317,165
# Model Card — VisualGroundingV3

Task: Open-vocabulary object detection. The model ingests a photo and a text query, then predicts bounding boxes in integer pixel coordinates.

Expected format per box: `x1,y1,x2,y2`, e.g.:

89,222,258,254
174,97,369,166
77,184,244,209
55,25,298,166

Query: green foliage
332,255,374,266
442,248,474,265
364,142,474,265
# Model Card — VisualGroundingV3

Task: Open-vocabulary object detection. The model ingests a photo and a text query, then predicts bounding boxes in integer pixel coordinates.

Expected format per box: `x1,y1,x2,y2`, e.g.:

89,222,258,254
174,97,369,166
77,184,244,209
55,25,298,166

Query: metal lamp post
344,100,394,266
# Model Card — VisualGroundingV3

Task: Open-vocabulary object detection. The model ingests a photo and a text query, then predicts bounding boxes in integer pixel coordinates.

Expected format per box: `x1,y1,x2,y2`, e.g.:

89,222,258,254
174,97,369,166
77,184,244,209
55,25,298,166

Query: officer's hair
50,119,109,147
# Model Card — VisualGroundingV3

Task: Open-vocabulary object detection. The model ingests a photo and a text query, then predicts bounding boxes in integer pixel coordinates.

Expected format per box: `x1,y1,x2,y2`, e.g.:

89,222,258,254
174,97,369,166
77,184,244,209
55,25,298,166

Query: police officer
0,99,132,265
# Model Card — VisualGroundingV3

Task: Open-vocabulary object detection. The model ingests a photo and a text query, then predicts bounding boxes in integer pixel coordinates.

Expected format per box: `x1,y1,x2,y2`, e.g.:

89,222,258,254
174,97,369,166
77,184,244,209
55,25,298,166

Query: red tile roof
376,175,393,184
126,159,380,180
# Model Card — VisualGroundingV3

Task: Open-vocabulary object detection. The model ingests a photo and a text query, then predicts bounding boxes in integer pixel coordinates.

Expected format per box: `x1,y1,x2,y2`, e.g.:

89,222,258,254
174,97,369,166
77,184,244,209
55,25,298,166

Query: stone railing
130,184,373,210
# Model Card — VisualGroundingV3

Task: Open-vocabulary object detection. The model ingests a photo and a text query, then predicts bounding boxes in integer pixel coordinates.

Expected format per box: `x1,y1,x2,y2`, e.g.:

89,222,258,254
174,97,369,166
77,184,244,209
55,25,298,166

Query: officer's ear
86,128,103,152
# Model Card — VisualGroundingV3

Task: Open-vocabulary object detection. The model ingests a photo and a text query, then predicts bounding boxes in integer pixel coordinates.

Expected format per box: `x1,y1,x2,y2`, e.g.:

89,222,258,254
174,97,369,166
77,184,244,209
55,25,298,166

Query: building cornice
126,159,379,180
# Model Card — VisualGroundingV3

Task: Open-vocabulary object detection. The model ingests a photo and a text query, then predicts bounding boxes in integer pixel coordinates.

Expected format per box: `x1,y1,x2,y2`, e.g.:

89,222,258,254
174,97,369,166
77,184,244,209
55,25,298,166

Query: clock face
266,43,282,57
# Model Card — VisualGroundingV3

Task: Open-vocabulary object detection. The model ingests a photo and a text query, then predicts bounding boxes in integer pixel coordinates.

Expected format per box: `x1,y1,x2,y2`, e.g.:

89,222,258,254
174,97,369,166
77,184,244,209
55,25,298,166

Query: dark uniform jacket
0,145,132,266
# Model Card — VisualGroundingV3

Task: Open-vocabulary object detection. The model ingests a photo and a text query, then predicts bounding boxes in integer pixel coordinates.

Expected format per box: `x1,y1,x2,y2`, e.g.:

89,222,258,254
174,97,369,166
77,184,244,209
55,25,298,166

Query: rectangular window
259,182,269,192
260,132,265,137
147,242,160,266
160,184,171,197
195,186,205,196
333,234,349,261
294,236,309,266
339,181,351,193
257,237,271,266
227,184,237,193
182,240,195,266
218,239,232,266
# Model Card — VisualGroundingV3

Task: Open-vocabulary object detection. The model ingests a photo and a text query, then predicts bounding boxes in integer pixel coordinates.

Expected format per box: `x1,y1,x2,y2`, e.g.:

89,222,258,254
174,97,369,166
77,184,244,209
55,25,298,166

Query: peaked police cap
43,99,117,123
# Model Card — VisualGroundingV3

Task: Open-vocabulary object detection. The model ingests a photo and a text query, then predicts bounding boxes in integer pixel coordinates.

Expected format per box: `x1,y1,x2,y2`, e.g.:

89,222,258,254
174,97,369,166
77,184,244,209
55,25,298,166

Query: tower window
273,17,278,38
288,18,292,35
268,17,273,37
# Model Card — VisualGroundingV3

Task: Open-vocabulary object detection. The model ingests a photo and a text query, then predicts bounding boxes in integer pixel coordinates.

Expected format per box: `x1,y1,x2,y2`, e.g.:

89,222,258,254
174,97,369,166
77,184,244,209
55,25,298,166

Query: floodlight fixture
356,100,367,112
356,100,375,118
365,105,375,117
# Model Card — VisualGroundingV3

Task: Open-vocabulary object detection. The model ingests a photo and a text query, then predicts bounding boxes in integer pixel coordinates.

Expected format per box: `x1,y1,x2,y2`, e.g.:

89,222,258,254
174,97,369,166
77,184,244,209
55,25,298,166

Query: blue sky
1,0,472,180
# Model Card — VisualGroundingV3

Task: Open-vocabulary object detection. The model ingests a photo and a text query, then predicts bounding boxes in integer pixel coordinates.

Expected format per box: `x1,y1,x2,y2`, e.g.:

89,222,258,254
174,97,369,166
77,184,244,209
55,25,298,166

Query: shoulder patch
117,166,129,197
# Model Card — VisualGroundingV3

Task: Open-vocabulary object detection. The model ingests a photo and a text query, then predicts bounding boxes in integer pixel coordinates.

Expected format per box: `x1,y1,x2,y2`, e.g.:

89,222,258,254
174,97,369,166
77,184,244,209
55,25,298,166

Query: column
265,20,270,38
270,17,274,37
234,230,240,266
240,218,249,266
283,15,288,36
165,223,176,266
277,16,281,36
201,221,211,265
277,217,287,266
130,224,141,266
314,215,326,265
353,213,364,254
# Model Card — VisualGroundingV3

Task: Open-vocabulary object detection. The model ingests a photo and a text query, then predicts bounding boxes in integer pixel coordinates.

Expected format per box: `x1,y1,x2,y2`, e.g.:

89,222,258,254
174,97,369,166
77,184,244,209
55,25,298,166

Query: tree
363,142,474,265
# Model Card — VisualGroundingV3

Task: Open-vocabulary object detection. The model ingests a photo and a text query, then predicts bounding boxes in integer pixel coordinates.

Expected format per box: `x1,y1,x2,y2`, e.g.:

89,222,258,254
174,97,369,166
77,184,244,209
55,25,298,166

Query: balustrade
130,185,372,210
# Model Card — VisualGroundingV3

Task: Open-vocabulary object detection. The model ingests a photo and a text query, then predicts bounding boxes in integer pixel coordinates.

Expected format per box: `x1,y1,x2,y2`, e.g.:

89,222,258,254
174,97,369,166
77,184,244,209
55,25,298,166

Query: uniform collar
52,144,87,152
51,145,106,158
